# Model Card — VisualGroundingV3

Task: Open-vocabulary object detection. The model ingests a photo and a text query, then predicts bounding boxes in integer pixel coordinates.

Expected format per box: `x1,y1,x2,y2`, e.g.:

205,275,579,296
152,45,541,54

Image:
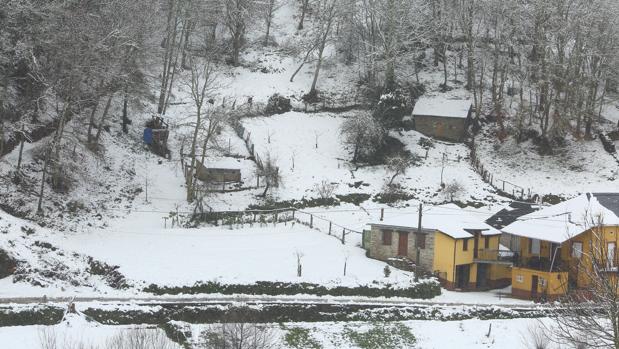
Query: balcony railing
514,256,567,272
475,249,517,264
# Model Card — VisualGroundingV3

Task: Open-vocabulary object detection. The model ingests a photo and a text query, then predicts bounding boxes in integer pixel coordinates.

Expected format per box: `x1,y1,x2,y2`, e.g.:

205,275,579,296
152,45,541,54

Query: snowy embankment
475,131,618,198
241,111,501,204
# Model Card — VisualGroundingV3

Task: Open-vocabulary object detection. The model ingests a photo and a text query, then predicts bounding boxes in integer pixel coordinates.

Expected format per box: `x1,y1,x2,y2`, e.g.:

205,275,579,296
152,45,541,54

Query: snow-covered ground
48,223,413,288
0,314,179,349
0,314,562,349
475,131,618,198
241,111,501,204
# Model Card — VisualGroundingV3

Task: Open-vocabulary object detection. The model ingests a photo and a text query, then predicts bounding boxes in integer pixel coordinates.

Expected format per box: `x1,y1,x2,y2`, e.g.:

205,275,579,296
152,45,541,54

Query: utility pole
415,203,423,282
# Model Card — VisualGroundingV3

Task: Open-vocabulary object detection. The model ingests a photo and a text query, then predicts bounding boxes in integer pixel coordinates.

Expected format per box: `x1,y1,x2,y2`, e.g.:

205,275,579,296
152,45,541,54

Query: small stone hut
412,97,472,142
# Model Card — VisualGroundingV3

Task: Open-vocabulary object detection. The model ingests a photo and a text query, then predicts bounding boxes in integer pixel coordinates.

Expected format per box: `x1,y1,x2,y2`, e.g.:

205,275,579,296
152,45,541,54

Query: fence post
310,214,313,228
329,222,332,235
292,210,295,220
380,208,384,221
341,229,346,245
274,211,278,222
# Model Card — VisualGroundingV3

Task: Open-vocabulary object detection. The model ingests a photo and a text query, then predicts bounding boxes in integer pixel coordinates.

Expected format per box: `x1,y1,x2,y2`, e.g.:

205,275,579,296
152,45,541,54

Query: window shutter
417,233,426,249
382,230,392,245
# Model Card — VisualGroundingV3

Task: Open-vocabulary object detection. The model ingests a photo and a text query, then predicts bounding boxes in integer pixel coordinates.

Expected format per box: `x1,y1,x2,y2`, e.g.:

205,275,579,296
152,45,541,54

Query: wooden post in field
329,222,332,235
380,208,384,221
341,229,345,244
310,214,313,228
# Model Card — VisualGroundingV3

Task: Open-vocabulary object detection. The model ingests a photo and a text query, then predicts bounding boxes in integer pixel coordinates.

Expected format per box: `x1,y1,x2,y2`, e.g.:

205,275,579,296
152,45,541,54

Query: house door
456,265,470,289
398,232,408,256
476,264,489,289
531,275,539,298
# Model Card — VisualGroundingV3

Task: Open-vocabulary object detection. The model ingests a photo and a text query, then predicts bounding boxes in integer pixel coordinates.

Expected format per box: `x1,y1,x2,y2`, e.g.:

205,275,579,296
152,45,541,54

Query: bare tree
256,153,281,197
307,0,338,98
385,153,415,185
200,311,278,349
185,54,219,202
262,0,282,46
314,179,337,199
340,112,385,163
297,0,311,30
224,0,258,66
548,215,619,349
443,180,465,202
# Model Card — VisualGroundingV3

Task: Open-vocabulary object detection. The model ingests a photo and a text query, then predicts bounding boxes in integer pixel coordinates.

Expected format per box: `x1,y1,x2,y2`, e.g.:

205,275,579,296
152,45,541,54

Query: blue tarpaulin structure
143,128,153,145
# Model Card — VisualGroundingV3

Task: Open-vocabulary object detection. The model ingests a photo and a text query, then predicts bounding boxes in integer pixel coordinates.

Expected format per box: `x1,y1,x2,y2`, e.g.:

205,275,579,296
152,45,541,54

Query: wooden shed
411,97,472,142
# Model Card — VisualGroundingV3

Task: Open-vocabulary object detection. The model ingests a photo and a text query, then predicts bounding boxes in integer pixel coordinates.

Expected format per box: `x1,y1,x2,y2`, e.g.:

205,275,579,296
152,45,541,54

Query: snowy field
47,223,413,288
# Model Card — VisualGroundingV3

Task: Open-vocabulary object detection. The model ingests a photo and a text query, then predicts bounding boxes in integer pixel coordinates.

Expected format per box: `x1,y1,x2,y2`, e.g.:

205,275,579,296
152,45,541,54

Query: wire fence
191,207,362,245
470,140,535,201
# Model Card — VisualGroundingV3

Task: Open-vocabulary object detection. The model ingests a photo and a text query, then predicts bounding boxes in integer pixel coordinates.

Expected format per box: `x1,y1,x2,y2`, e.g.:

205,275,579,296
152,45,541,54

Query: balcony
514,256,567,272
474,249,517,265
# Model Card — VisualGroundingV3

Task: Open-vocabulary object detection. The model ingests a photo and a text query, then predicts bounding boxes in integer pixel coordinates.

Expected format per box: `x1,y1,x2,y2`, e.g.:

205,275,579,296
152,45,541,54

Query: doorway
397,232,408,256
476,264,489,289
456,265,471,289
531,275,539,298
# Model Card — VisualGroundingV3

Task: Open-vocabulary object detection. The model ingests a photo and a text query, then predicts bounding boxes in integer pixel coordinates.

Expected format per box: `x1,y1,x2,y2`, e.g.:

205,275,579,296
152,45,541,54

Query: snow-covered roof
412,97,472,119
502,193,619,244
371,204,501,239
203,157,243,169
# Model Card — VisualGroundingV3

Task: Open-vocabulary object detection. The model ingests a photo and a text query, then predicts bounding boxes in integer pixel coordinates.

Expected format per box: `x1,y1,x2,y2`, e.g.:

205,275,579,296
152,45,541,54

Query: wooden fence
469,141,534,201
191,207,361,245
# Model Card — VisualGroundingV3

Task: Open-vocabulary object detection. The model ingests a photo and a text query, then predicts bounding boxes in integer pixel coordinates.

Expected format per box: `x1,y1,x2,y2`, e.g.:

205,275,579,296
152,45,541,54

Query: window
484,236,490,249
571,242,583,259
463,238,469,251
529,239,541,255
608,242,616,270
540,277,547,287
516,275,524,283
416,233,426,249
382,230,392,246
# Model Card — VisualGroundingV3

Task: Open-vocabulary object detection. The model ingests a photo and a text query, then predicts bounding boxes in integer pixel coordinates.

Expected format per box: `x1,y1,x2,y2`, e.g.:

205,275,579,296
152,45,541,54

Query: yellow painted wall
490,264,512,281
512,267,568,297
454,236,475,265
565,226,619,288
513,225,619,297
432,231,457,283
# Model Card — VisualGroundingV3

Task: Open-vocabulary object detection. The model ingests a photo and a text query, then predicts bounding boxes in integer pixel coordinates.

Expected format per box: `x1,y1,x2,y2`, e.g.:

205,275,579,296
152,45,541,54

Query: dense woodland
1,0,619,191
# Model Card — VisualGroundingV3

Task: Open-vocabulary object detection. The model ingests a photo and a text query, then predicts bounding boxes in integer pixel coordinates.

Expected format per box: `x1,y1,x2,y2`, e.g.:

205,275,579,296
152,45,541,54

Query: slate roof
485,202,537,230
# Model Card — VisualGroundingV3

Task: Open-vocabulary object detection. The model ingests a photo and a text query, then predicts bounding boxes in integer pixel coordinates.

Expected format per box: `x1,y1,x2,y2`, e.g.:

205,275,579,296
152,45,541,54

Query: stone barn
366,204,511,291
412,97,472,142
194,158,242,184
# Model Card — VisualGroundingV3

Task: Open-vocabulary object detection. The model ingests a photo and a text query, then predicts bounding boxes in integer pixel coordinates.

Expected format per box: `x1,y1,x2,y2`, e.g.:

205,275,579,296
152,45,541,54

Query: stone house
367,205,511,290
411,96,472,142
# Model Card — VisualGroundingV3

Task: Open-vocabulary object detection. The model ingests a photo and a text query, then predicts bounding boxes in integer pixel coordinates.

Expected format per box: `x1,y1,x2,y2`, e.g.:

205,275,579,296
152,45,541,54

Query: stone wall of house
368,226,435,273
413,115,467,142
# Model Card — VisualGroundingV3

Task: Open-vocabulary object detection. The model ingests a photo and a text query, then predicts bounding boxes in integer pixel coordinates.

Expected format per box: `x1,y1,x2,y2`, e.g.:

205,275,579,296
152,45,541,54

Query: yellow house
503,193,619,300
367,204,512,290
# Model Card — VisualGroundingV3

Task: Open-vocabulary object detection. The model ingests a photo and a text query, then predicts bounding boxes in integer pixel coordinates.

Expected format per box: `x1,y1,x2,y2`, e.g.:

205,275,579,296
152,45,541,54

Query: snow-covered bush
264,93,292,115
373,90,409,127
